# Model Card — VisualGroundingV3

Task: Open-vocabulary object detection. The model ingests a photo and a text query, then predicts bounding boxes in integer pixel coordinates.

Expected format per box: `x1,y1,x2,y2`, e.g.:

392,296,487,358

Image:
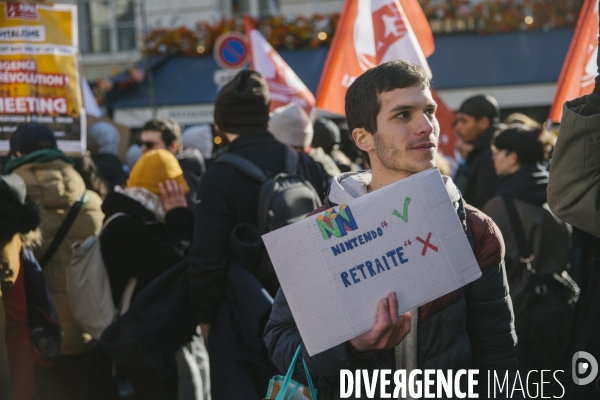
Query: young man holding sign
264,61,519,399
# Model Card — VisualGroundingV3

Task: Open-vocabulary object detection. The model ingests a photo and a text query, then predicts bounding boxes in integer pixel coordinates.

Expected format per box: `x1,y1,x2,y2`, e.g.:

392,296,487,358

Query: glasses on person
140,141,159,149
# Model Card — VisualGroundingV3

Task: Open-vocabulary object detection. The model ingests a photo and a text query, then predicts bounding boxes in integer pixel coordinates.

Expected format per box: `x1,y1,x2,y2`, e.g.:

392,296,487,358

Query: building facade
53,0,578,127
56,0,343,80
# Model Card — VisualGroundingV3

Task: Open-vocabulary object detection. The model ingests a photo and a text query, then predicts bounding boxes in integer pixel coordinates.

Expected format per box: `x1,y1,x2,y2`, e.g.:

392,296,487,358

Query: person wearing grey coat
547,96,600,238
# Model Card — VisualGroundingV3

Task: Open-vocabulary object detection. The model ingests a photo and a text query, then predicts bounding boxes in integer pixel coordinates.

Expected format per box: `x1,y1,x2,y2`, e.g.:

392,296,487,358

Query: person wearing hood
4,124,104,399
264,60,518,399
453,94,501,209
88,122,128,191
482,124,571,372
186,70,327,399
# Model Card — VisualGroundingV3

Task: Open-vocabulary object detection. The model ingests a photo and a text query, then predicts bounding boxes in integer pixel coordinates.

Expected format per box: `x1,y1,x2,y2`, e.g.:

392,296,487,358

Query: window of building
82,0,137,53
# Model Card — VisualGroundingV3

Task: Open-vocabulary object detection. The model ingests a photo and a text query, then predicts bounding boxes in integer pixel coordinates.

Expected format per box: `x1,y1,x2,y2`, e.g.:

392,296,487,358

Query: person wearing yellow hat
127,148,189,194
92,149,196,399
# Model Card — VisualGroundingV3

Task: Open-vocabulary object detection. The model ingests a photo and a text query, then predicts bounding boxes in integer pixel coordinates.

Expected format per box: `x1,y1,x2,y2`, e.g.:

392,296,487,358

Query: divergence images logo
572,351,599,386
317,205,358,240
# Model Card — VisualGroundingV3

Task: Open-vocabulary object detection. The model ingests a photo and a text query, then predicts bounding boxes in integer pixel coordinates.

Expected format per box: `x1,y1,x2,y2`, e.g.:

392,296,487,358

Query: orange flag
548,0,598,123
431,88,456,158
244,16,316,116
316,0,433,116
316,0,456,157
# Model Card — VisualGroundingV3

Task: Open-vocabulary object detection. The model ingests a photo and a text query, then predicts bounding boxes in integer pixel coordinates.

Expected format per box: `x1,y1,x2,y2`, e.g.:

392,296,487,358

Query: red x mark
416,232,438,256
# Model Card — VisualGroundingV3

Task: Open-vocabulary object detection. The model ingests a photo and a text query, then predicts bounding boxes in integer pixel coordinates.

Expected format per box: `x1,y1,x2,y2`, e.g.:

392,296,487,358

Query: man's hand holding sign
348,292,411,356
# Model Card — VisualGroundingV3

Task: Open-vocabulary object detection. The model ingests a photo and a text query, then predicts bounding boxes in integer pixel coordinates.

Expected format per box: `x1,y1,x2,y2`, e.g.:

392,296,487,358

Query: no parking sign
213,32,249,69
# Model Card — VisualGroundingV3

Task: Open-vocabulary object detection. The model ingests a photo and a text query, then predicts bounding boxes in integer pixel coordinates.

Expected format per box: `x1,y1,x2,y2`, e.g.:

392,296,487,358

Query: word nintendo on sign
316,205,386,257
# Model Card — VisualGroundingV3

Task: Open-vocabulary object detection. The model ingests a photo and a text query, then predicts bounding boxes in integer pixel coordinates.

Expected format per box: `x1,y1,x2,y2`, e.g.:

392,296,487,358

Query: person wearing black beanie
213,70,270,134
453,94,501,209
9,123,57,156
186,69,327,398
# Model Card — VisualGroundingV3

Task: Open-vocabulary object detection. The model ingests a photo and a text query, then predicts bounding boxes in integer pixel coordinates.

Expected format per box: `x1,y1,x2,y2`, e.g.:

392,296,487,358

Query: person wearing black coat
97,149,195,399
453,95,501,209
482,124,572,373
186,70,328,399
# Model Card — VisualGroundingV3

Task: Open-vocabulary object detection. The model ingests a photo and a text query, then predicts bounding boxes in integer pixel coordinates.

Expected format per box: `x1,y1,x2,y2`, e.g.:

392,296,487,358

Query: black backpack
216,146,323,295
501,196,580,371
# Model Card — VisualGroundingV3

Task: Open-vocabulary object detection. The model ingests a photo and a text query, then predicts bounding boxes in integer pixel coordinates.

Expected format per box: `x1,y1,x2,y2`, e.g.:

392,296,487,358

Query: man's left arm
465,207,519,398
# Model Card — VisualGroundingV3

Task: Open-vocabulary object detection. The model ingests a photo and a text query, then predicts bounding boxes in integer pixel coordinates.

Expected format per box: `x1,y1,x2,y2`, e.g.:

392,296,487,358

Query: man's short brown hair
142,118,181,149
345,60,430,135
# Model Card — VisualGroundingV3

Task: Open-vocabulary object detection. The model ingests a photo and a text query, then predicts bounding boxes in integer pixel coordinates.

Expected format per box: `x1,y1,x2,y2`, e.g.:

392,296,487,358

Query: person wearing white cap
268,103,339,178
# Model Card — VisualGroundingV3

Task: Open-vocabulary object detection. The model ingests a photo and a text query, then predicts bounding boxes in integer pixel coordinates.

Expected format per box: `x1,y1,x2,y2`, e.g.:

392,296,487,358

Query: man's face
370,86,439,176
454,113,488,144
140,130,168,153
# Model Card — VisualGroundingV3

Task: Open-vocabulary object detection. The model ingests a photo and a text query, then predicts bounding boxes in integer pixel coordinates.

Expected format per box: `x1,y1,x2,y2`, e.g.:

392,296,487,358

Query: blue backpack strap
215,153,268,183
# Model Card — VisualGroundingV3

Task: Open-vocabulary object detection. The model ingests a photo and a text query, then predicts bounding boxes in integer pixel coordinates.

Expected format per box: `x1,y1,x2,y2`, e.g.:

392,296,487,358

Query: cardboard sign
0,2,85,155
262,169,482,356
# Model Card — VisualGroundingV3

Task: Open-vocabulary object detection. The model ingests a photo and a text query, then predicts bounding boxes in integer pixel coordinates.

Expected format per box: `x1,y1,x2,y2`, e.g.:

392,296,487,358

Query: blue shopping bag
265,344,317,400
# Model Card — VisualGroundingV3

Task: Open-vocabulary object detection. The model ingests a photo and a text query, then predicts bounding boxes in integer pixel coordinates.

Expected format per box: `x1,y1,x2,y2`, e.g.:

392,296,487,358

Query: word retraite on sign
262,169,482,355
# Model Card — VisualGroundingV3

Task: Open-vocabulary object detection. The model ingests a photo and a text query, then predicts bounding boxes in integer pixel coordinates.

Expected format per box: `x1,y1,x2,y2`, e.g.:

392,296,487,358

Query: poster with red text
0,2,85,155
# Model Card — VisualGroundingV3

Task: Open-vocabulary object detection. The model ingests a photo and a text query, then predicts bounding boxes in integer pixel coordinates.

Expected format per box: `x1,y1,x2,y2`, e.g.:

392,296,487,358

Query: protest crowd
1,1,600,400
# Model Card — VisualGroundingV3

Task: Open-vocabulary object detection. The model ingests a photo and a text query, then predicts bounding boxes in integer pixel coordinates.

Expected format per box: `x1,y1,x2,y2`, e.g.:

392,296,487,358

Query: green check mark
392,197,411,222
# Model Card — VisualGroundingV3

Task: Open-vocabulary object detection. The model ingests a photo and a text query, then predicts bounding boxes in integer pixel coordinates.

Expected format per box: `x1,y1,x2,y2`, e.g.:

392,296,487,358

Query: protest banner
0,1,85,155
262,168,481,356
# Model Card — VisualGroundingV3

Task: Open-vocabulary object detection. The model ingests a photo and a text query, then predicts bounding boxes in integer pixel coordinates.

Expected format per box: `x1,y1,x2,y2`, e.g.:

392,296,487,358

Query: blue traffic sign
213,32,249,69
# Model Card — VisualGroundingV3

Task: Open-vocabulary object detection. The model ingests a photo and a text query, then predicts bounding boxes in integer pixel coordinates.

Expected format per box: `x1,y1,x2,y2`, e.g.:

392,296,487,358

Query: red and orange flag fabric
548,0,598,123
431,88,456,158
244,16,316,116
315,0,433,116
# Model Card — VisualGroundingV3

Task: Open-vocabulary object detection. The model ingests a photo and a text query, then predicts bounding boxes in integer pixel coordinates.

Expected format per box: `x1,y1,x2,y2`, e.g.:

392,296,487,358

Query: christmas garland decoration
139,0,583,56
94,0,584,106
142,14,339,56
